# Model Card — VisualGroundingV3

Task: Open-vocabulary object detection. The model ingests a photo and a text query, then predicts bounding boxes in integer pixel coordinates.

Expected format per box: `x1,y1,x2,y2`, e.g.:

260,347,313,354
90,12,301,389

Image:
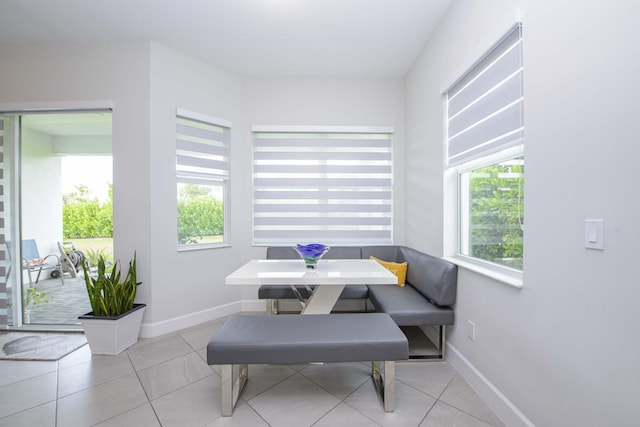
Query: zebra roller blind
252,126,394,245
0,117,7,327
447,24,523,166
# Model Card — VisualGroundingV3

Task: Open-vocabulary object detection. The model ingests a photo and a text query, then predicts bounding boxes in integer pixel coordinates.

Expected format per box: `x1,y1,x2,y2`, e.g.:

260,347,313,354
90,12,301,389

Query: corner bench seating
258,245,458,360
207,313,409,415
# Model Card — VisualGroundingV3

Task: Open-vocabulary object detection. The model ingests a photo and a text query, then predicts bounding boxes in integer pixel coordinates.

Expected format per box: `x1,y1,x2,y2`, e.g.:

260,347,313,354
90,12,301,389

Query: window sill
178,243,231,252
444,256,523,289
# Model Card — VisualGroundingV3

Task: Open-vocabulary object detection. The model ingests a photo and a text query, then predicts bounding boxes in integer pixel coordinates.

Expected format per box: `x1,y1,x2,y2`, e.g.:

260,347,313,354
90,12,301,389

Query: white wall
0,42,153,324
405,0,640,425
146,43,253,333
0,42,407,335
20,128,62,255
245,76,406,249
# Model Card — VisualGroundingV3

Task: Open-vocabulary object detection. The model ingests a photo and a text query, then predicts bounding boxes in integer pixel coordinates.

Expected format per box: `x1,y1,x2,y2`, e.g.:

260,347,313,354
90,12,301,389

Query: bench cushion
368,285,454,326
363,246,458,307
258,284,369,300
207,313,408,365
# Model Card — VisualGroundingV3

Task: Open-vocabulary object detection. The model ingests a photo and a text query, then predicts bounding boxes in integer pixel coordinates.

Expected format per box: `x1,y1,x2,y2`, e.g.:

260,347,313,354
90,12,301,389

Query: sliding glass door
1,111,112,328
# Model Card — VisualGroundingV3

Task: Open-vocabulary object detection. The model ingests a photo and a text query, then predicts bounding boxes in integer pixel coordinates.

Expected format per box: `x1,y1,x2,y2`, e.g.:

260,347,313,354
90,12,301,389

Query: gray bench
207,313,409,415
259,245,457,360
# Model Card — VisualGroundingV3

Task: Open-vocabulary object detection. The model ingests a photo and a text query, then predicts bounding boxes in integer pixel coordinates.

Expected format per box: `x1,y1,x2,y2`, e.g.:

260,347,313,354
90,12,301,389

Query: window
446,25,524,271
252,126,394,245
176,109,230,248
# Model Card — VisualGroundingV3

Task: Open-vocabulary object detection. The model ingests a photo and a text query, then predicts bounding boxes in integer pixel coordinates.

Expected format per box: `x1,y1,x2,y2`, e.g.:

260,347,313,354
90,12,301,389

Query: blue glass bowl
294,244,330,269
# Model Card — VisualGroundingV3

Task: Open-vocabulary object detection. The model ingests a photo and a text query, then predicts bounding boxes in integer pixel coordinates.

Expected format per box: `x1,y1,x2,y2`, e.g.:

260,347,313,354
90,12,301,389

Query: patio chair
17,239,64,286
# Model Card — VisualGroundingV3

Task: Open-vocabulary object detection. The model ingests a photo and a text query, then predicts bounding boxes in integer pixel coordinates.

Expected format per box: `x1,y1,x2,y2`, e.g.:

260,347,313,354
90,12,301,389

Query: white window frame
444,24,524,286
251,125,394,246
176,108,231,251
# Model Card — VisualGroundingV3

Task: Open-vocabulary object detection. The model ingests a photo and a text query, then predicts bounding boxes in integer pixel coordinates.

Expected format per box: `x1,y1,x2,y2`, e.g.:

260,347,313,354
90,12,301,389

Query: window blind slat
254,138,391,148
177,139,227,157
447,25,523,167
253,129,393,245
254,177,392,188
253,151,391,162
253,190,392,200
253,164,391,174
255,217,391,226
0,117,6,327
176,122,229,143
254,229,391,240
254,203,391,213
448,71,522,137
448,43,522,116
176,155,228,175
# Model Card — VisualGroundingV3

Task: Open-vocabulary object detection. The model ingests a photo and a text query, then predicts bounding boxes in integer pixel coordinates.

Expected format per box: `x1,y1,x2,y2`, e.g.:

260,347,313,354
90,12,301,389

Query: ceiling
0,0,453,77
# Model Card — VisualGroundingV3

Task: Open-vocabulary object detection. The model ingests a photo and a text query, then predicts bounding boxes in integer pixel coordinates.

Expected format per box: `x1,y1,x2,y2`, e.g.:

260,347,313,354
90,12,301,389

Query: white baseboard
139,299,266,338
446,343,535,427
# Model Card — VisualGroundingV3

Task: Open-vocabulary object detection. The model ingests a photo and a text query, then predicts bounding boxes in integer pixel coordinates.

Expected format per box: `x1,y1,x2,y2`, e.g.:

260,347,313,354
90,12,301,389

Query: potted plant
78,252,146,355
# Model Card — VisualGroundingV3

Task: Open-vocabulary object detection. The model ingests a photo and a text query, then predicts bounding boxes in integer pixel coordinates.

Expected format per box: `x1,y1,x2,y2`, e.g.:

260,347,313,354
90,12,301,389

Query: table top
225,259,398,285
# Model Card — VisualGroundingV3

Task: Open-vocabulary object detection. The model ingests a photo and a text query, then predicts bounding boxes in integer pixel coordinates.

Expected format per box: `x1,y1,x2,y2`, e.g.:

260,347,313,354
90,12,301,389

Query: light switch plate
585,219,604,250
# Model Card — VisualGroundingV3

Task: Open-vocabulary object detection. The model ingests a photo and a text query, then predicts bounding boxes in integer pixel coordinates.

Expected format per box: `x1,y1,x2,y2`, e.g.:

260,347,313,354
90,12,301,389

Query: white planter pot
79,304,146,355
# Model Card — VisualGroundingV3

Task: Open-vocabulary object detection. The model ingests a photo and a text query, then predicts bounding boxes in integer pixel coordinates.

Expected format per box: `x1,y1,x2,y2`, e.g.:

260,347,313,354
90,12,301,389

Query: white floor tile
439,375,505,427
314,402,381,426
421,400,494,427
240,364,297,401
299,362,371,400
56,373,148,427
204,400,269,426
395,361,458,399
138,351,214,400
0,316,505,427
151,375,222,427
57,352,135,397
345,379,436,427
0,401,56,427
94,403,161,427
0,371,57,419
247,373,341,427
180,320,224,350
0,360,57,387
127,334,193,371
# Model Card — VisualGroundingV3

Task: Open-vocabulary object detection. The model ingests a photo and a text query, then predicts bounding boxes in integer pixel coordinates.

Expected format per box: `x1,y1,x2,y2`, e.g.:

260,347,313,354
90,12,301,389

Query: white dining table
225,259,398,314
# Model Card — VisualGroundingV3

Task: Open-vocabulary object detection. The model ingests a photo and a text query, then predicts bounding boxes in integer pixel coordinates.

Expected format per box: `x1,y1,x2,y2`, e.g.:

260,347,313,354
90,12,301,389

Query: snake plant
82,252,140,317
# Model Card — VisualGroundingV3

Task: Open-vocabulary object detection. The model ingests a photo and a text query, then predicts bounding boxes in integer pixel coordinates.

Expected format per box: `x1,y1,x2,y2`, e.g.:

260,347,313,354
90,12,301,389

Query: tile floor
0,315,505,427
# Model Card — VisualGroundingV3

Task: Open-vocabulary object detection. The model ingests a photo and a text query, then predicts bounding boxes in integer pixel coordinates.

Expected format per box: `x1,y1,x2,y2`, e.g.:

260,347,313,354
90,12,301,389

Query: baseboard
446,343,535,427
139,299,266,338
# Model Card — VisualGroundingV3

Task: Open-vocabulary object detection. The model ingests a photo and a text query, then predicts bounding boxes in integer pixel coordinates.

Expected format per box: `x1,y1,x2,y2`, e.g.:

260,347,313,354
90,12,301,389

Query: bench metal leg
267,299,278,315
372,361,395,412
221,364,248,416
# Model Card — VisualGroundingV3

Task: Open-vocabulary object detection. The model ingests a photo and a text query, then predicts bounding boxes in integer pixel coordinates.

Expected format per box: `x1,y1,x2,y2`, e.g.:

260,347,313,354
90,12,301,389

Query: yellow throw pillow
370,256,408,286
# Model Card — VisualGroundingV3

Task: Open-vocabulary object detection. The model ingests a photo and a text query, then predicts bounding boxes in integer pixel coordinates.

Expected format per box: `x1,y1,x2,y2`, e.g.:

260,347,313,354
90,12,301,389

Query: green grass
70,238,114,263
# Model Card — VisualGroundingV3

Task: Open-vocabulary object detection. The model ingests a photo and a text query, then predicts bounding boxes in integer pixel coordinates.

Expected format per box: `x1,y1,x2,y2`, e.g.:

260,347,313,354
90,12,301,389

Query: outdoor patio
8,276,91,326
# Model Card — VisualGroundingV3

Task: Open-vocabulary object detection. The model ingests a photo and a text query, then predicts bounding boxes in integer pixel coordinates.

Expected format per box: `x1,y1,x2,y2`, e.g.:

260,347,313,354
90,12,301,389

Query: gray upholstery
258,284,369,299
367,285,454,325
362,246,457,307
207,313,409,365
259,245,458,338
266,246,362,260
